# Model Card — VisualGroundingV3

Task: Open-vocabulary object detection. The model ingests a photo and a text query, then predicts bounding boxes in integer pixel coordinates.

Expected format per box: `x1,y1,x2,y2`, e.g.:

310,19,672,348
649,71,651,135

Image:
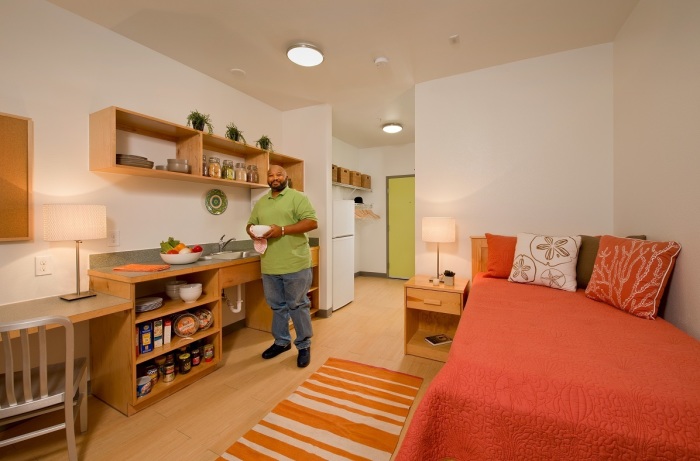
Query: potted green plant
224,122,246,144
443,270,455,286
255,135,273,152
186,110,213,134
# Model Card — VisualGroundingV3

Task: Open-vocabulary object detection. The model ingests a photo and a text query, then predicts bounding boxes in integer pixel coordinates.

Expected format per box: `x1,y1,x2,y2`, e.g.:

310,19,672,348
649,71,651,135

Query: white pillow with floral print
508,233,582,292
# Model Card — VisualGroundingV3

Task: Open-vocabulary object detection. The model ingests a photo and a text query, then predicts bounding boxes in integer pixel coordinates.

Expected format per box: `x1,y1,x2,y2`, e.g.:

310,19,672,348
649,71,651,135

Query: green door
387,175,415,279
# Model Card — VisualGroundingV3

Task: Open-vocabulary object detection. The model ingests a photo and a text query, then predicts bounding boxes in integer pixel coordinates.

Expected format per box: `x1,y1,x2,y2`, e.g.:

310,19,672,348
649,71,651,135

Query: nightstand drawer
405,288,462,315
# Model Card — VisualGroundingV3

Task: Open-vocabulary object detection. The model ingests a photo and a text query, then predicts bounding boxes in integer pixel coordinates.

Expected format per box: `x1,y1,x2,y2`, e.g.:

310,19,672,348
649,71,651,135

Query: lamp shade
43,204,107,241
422,217,455,243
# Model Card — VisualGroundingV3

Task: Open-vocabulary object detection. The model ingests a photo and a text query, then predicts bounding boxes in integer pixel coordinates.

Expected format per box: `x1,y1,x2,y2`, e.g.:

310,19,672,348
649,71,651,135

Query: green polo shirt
247,187,317,275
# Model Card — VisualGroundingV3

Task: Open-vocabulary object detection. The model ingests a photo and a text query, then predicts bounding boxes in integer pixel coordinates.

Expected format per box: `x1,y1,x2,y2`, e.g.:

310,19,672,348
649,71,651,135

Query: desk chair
0,316,88,460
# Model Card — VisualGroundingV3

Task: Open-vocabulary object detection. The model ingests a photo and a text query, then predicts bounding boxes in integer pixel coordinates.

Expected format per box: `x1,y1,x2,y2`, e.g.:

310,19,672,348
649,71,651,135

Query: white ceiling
47,0,638,149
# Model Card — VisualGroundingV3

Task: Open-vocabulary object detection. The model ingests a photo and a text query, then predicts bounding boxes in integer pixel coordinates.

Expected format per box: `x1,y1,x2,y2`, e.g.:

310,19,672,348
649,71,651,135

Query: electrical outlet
108,230,120,247
35,255,52,276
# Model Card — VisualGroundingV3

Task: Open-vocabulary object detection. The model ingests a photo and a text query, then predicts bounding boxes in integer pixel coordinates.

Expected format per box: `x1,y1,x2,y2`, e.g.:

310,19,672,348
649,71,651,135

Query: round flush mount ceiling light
382,123,403,134
287,43,324,67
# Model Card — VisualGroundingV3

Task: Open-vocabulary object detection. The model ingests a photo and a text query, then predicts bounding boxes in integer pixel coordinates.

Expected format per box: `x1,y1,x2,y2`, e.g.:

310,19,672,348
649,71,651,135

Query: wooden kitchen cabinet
89,266,223,416
244,246,320,332
404,275,469,362
89,106,306,191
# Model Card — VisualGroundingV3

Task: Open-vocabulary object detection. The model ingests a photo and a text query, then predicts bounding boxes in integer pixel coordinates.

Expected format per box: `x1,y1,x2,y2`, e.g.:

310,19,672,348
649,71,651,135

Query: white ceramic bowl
166,163,191,174
250,224,271,238
179,283,202,303
165,280,187,299
160,251,202,265
167,158,189,165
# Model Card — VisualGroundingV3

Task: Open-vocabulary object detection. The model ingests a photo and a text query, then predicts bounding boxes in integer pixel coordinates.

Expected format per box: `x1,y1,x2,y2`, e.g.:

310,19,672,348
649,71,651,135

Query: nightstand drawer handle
424,299,442,306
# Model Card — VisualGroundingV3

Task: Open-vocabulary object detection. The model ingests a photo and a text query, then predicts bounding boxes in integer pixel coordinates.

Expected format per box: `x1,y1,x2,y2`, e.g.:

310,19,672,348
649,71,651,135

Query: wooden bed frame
470,236,488,277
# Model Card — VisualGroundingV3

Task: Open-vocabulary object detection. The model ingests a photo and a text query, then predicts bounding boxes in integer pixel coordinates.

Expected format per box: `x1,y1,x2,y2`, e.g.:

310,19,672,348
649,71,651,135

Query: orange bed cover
397,274,700,460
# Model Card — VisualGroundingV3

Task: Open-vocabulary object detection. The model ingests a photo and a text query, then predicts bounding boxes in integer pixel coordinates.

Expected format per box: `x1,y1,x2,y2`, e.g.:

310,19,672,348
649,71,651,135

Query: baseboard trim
355,271,387,278
222,319,247,336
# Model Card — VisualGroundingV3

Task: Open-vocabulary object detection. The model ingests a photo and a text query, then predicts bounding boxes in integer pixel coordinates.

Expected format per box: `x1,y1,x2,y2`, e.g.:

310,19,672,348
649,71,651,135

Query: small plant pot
444,276,455,286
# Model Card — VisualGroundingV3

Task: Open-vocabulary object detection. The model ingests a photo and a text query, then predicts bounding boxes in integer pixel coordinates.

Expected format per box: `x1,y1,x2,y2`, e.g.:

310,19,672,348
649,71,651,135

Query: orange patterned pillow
483,233,516,278
585,235,681,319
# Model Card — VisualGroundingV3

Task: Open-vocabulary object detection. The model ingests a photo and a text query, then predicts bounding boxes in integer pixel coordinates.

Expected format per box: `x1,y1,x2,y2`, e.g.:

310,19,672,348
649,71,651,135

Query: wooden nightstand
404,275,469,362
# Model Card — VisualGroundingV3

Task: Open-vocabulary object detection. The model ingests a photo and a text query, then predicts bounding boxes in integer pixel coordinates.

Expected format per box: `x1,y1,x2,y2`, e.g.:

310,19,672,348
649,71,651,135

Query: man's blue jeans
261,268,313,350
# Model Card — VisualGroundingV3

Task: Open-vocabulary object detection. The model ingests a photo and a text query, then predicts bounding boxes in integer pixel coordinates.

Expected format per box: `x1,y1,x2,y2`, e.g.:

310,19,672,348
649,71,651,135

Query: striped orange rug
218,357,423,461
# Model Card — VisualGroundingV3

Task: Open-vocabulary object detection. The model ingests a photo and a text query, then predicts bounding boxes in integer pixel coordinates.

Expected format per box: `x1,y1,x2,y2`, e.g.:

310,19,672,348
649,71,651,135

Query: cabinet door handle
424,299,442,306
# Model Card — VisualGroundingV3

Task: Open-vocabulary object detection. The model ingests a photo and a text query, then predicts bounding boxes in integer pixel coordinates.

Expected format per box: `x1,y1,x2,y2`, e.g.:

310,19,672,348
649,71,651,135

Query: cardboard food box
361,174,371,189
153,319,163,348
339,167,350,184
350,171,362,187
332,164,338,182
138,322,153,354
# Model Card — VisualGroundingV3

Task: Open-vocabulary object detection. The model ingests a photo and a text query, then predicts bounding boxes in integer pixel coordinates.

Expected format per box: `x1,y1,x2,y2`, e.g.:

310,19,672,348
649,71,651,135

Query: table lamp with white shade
43,204,107,301
422,217,456,282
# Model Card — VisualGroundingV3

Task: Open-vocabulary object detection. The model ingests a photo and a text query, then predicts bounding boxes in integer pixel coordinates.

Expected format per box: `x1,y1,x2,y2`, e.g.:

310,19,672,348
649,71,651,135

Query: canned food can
191,347,201,366
163,363,175,383
178,352,192,374
136,376,152,397
145,364,159,386
203,343,214,362
154,356,166,377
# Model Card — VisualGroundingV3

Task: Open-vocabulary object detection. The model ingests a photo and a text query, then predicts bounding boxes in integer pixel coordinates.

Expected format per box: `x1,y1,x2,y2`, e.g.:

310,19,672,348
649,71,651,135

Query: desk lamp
422,217,456,282
43,204,106,301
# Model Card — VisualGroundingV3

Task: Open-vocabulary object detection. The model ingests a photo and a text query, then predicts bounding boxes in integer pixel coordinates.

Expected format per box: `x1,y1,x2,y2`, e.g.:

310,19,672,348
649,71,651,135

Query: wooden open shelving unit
89,106,305,191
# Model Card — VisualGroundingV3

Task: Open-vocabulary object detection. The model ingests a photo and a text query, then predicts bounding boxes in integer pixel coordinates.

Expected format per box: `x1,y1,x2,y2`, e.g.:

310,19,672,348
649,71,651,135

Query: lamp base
60,291,97,301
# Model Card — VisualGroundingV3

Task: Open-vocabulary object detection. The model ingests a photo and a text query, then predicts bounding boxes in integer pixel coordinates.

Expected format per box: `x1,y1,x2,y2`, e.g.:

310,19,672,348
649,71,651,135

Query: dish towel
113,263,170,272
253,238,267,254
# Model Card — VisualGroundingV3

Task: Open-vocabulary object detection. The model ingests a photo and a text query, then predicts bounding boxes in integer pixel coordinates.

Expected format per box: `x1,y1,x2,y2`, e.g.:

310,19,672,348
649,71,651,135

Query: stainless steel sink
210,250,260,260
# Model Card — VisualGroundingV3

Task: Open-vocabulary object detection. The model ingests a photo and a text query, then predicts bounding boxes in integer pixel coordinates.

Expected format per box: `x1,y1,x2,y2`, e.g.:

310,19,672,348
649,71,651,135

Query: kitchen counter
87,253,261,283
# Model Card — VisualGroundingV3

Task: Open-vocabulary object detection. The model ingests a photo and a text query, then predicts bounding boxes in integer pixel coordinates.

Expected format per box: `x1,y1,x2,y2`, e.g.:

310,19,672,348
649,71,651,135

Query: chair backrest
0,316,74,417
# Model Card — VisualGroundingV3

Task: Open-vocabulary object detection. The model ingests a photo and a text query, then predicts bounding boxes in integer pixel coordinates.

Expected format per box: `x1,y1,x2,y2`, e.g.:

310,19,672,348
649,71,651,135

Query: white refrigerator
332,200,355,310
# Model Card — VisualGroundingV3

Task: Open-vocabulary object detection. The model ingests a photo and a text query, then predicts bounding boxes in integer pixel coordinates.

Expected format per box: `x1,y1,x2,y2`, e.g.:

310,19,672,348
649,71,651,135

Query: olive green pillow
576,235,646,289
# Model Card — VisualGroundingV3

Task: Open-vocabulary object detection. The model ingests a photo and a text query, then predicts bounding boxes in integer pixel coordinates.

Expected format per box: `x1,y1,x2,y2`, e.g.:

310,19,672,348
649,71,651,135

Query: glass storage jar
208,156,221,179
235,163,247,182
222,160,234,180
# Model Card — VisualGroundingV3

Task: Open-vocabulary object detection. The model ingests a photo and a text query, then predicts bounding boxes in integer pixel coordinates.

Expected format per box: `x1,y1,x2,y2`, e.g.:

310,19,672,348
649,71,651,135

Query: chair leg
65,397,77,461
79,372,88,433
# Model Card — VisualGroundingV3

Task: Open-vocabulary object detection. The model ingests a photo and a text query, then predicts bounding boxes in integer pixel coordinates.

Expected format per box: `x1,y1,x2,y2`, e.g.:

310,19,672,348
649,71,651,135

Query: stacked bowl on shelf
166,158,190,174
165,280,187,300
179,283,202,303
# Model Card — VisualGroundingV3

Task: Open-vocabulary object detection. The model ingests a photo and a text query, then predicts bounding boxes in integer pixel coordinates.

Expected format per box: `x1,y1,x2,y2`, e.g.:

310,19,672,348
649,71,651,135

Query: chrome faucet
218,234,236,252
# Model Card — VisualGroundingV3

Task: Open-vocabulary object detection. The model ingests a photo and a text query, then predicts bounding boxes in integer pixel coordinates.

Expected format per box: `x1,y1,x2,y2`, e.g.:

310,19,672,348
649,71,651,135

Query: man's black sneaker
262,343,292,359
297,347,311,368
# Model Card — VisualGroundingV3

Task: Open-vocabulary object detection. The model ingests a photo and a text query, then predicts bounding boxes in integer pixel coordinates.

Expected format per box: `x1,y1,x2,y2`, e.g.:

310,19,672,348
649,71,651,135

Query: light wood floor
0,277,445,460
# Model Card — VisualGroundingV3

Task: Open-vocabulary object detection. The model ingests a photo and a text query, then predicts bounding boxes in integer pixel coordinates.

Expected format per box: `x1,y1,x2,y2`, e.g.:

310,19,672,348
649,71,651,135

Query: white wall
283,105,333,311
332,139,415,275
415,44,615,278
613,0,700,339
0,1,329,311
356,144,415,274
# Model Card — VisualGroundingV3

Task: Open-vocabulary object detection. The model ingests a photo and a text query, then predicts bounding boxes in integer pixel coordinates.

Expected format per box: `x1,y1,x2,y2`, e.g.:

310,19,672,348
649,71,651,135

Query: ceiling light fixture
287,43,324,67
382,123,403,134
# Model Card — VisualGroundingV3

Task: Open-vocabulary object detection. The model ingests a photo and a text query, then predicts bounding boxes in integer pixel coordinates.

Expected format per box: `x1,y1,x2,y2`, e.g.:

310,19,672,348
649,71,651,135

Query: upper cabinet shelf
89,106,304,191
332,181,371,192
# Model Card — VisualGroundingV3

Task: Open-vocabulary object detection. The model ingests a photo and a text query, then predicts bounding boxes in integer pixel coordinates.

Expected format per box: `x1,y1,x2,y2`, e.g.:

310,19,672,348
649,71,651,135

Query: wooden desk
0,293,132,325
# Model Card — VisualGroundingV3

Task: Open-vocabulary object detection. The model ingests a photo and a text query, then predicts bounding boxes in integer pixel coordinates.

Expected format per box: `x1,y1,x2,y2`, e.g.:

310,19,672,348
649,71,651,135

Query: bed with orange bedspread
396,272,700,460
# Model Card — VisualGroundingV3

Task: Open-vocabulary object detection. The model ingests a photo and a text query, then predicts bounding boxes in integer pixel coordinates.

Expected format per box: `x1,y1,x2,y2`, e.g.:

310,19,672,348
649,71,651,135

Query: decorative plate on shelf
205,189,227,215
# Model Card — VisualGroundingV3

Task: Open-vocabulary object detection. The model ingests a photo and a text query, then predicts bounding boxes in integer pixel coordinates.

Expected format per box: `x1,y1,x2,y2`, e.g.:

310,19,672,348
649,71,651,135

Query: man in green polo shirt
246,165,318,368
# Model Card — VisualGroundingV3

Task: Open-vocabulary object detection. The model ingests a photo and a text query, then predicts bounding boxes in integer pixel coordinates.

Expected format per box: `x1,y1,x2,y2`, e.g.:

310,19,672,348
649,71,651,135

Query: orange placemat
113,264,170,272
